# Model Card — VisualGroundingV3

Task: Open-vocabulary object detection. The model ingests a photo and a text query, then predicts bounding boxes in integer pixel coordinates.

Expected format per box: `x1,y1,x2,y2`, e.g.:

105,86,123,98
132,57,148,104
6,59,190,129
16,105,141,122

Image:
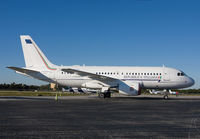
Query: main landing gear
98,91,111,98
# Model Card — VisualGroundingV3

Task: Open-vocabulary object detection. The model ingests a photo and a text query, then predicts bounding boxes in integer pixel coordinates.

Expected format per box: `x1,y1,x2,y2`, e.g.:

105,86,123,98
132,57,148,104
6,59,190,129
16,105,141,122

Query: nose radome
188,77,195,87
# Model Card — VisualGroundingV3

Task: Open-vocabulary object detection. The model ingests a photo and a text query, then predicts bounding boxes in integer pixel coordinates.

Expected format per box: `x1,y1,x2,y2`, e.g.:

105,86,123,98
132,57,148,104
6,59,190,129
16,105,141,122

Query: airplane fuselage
35,65,194,90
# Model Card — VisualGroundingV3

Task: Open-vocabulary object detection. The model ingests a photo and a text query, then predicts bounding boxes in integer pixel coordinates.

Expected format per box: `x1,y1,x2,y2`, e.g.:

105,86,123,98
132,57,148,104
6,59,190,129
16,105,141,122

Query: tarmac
0,94,200,138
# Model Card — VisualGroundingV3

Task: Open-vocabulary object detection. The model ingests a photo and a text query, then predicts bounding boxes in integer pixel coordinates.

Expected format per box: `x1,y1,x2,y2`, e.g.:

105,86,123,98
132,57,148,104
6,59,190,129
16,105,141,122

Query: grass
0,91,90,96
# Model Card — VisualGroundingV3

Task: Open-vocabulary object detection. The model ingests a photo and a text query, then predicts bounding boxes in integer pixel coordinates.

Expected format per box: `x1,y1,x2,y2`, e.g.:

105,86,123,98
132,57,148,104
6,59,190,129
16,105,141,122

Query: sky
0,0,199,88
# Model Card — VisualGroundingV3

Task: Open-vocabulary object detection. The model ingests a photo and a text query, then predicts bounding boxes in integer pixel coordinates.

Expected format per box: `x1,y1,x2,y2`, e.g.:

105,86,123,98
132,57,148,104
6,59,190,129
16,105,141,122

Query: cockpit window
177,72,185,76
181,72,185,76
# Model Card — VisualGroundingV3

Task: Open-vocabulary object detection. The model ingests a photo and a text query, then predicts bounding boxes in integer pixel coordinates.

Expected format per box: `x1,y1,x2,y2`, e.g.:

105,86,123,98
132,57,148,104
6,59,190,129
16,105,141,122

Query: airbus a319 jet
8,36,195,99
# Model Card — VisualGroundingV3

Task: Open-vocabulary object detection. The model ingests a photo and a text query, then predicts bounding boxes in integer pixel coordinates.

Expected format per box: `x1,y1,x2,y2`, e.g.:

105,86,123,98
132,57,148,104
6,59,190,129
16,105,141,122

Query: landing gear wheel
98,92,111,98
105,92,111,98
98,93,104,98
164,95,169,100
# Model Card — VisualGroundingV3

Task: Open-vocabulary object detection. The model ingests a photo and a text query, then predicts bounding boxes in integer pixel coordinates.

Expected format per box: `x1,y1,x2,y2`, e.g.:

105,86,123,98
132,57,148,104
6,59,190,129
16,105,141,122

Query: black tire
164,95,168,100
106,92,111,98
99,92,111,98
104,93,106,98
98,93,104,98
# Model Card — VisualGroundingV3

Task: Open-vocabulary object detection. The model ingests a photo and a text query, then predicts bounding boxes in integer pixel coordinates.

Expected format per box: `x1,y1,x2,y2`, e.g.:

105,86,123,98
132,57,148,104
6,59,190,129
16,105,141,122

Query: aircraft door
163,72,170,81
162,66,170,81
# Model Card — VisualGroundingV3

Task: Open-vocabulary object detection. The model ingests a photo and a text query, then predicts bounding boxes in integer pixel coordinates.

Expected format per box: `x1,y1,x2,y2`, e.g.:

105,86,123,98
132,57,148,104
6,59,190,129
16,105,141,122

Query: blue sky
0,0,199,88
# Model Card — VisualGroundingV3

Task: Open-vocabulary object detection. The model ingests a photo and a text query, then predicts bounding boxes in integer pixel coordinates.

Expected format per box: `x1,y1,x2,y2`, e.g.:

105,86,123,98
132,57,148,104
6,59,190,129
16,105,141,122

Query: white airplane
62,87,80,93
169,90,179,95
149,89,165,95
149,89,179,95
81,88,99,94
7,35,194,99
62,87,98,93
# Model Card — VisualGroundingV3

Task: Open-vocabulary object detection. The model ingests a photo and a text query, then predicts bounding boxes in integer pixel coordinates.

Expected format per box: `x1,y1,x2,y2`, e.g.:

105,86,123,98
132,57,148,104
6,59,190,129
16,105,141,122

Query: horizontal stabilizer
7,67,39,74
7,66,55,83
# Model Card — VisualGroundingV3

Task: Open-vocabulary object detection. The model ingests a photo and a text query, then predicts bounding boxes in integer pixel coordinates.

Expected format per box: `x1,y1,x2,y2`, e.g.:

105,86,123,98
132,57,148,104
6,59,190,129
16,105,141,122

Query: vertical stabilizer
20,35,56,71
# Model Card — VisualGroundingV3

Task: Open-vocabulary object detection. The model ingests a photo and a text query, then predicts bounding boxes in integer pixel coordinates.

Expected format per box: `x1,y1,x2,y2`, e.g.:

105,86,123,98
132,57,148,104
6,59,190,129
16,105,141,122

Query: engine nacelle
119,81,141,96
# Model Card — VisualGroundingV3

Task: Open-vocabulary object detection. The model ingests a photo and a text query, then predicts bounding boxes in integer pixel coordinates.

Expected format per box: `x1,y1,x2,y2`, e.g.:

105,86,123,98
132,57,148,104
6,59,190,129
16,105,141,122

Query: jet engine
118,81,141,96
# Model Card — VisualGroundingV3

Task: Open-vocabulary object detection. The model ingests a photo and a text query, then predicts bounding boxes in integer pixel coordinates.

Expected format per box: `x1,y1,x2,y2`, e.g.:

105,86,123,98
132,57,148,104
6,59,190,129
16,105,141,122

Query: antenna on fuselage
162,64,165,68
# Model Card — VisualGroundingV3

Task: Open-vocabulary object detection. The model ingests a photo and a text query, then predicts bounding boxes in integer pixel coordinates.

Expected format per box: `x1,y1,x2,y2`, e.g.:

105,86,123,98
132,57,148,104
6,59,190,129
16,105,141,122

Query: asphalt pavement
0,95,200,138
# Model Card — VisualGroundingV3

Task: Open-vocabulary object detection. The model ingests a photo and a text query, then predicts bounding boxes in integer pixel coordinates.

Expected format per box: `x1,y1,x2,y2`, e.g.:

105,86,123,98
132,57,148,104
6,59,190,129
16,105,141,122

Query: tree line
0,83,51,91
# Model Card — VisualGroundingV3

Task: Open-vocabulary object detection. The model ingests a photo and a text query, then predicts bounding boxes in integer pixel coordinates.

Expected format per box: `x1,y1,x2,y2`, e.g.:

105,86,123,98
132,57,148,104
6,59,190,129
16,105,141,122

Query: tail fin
20,35,57,71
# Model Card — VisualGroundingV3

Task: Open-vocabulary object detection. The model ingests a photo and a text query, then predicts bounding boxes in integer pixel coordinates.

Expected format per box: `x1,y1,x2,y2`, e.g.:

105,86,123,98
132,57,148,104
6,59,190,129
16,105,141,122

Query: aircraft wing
62,68,141,95
61,68,117,81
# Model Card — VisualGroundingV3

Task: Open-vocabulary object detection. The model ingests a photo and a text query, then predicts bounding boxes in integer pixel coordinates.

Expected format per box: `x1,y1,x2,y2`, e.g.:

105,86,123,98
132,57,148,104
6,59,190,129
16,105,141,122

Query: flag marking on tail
25,39,32,44
25,39,56,70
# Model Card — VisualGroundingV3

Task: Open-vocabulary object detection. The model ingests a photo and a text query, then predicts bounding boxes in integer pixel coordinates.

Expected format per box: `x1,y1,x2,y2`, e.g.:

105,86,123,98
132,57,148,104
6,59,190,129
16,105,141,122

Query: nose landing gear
163,90,170,100
163,94,169,100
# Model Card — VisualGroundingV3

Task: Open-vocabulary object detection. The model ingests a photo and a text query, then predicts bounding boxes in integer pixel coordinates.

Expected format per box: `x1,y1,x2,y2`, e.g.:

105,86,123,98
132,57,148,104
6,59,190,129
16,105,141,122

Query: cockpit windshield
177,71,186,76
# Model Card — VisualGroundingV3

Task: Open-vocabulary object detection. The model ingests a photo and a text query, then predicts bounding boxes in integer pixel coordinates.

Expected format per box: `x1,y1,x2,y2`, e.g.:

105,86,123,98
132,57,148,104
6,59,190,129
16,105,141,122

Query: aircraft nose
188,77,195,87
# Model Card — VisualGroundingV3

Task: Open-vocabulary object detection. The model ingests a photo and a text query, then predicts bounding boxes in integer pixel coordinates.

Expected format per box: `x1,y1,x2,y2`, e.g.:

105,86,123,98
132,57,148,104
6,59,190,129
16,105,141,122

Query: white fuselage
36,65,194,90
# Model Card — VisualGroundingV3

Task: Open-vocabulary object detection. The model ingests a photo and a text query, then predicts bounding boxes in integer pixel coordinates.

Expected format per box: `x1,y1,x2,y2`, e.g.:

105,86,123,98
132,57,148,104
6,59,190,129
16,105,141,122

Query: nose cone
187,77,195,87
